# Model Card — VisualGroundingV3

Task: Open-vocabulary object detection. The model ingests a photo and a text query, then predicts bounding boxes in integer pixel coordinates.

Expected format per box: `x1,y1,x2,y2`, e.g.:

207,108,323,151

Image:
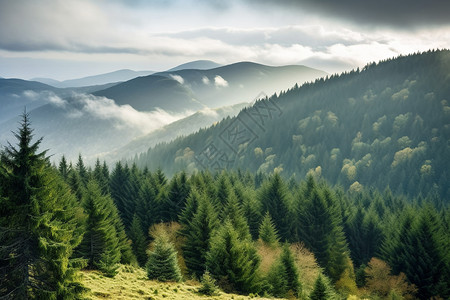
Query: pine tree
258,212,280,248
164,171,190,222
279,244,301,297
0,113,86,298
93,158,109,195
222,192,251,240
206,221,261,293
181,193,219,278
146,233,182,282
310,275,329,300
298,178,350,282
129,214,148,267
58,154,69,181
403,206,449,299
259,173,292,241
76,180,121,277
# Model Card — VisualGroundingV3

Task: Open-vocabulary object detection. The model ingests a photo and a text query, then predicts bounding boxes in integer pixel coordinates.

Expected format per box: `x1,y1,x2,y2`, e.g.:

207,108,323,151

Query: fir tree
310,275,329,300
146,233,182,282
206,221,261,294
181,193,219,278
76,180,121,277
58,154,69,181
129,214,148,267
259,173,292,241
258,212,280,248
0,113,86,298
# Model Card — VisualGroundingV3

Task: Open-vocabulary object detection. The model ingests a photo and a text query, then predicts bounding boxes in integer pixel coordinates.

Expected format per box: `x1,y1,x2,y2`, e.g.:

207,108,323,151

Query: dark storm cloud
247,0,450,28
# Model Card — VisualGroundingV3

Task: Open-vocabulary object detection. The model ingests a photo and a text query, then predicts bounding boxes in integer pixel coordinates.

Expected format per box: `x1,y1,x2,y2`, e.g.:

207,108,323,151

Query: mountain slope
33,69,154,88
133,50,450,199
0,78,58,120
168,60,222,71
93,75,203,113
155,62,328,108
101,103,248,162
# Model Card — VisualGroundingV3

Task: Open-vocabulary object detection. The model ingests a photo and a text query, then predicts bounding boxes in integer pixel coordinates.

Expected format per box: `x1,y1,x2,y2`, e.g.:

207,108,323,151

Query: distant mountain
155,62,328,108
31,77,61,87
32,69,154,88
1,61,327,164
133,50,450,200
168,60,222,71
0,78,57,120
101,103,248,162
93,75,204,113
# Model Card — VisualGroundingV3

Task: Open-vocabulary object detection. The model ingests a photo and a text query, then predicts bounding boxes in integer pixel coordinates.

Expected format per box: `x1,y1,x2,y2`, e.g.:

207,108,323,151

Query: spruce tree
259,173,292,241
310,275,329,300
146,233,182,282
76,180,121,277
181,192,219,278
258,212,280,247
298,178,350,282
206,221,261,293
222,192,252,240
279,244,301,297
0,113,86,298
129,214,148,267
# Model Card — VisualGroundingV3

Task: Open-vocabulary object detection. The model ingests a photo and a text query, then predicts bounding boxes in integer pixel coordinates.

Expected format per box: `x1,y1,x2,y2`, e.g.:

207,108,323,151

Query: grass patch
81,264,280,299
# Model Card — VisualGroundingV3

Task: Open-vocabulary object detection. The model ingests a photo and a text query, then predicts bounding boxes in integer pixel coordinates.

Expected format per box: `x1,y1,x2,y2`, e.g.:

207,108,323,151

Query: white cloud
199,107,219,117
23,90,67,107
202,76,210,85
70,93,191,134
214,75,229,88
169,74,184,84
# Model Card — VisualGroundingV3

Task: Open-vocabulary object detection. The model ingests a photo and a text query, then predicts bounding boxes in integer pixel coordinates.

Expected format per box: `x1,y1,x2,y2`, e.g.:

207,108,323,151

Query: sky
1,0,449,80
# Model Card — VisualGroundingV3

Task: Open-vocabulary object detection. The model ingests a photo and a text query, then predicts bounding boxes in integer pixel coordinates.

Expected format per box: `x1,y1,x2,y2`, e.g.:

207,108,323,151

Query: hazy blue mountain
1,61,327,164
133,50,450,199
0,78,58,120
93,75,204,113
32,69,154,88
168,60,222,71
155,62,328,107
30,77,61,87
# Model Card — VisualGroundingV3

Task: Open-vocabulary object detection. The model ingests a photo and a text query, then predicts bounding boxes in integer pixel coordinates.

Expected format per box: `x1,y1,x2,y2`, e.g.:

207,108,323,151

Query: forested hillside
134,50,450,200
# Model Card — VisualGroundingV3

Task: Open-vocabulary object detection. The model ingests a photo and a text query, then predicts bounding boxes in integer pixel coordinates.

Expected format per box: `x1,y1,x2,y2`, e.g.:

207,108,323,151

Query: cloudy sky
1,0,449,80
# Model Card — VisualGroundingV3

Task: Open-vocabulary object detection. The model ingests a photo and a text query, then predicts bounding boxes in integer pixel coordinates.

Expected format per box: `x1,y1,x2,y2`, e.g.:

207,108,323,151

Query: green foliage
206,221,261,294
259,173,292,241
310,275,330,300
76,180,121,277
0,113,87,299
297,177,350,282
258,212,280,247
266,244,301,298
198,270,219,296
129,214,148,267
180,190,219,278
146,233,182,282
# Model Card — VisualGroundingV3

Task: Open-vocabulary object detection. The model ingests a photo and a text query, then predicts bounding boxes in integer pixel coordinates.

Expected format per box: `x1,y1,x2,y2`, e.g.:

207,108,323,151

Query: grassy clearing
81,264,277,300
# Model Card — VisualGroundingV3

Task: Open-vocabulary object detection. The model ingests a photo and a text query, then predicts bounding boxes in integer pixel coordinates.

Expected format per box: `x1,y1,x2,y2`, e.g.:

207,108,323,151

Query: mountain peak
168,60,222,71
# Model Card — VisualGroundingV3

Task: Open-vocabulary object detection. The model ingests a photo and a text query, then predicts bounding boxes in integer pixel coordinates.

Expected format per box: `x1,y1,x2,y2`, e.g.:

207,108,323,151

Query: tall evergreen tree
58,155,69,181
310,275,330,300
146,233,182,282
0,113,86,299
129,214,148,267
181,193,219,278
76,180,121,277
298,177,350,282
258,212,280,248
206,221,261,294
259,173,292,241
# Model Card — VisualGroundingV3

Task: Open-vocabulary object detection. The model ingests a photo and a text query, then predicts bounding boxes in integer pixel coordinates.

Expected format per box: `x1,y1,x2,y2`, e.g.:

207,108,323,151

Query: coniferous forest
1,51,450,300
